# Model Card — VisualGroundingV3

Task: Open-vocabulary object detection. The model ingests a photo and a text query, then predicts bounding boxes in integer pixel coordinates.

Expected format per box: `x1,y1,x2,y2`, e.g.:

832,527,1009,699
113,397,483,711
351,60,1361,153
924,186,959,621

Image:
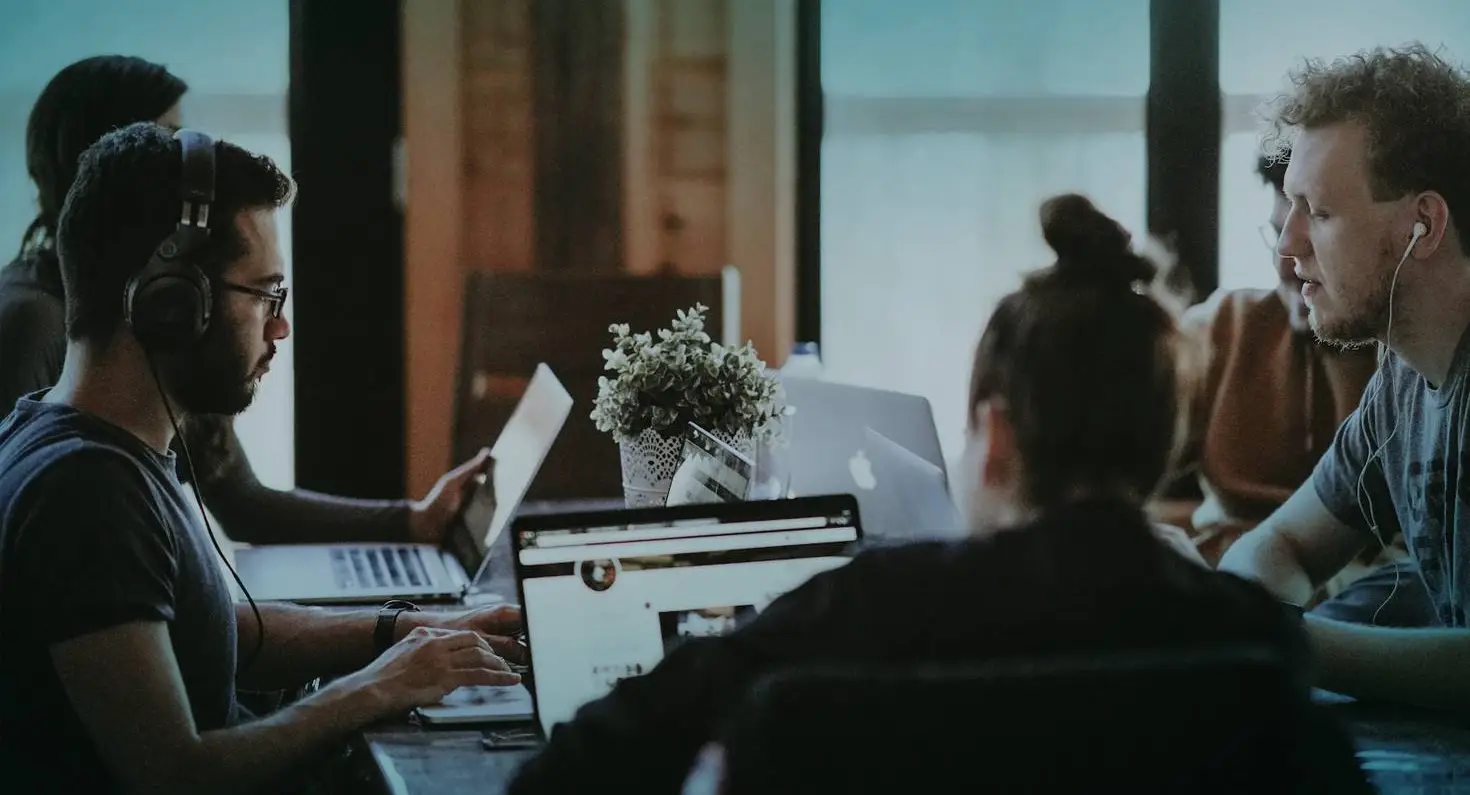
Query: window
0,0,294,489
1217,0,1470,291
820,0,1150,468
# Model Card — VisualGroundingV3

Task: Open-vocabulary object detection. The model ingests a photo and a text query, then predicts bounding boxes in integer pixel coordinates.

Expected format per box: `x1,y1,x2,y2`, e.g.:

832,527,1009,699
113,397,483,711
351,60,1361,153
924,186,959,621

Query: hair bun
1040,193,1156,287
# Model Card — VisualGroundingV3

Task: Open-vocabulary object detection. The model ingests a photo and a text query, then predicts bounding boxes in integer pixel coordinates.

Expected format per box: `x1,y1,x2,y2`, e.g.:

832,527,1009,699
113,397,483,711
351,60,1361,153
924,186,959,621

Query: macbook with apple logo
779,377,959,542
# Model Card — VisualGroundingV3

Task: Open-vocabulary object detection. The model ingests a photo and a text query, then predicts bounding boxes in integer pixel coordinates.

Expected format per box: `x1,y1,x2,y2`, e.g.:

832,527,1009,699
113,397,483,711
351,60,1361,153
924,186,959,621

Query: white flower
588,304,789,444
602,349,629,370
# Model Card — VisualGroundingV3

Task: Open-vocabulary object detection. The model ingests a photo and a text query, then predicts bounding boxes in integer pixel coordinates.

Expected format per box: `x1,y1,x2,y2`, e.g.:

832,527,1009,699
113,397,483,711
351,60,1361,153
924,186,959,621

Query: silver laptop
234,364,574,605
416,494,863,729
781,376,949,539
858,427,965,543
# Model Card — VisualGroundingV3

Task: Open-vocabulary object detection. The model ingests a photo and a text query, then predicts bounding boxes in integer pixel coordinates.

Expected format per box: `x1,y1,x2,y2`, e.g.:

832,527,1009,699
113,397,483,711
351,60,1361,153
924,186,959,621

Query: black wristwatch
374,599,421,655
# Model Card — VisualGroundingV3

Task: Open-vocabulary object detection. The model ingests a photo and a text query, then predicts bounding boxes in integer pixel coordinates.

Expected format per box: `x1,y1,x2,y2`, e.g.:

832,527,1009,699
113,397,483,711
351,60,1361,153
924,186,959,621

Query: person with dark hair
0,123,526,794
0,55,490,552
1153,149,1434,628
1220,44,1470,711
507,195,1309,794
1,55,186,402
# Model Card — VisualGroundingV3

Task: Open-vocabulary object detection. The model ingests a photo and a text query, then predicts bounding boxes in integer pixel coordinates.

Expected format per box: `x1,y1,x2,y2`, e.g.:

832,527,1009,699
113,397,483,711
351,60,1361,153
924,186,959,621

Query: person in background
1153,151,1434,627
0,55,487,548
1220,44,1470,712
508,194,1308,794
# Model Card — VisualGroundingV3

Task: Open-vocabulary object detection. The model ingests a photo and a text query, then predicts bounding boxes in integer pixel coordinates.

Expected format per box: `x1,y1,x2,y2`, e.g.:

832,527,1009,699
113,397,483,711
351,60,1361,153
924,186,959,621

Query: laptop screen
445,363,574,583
512,495,861,736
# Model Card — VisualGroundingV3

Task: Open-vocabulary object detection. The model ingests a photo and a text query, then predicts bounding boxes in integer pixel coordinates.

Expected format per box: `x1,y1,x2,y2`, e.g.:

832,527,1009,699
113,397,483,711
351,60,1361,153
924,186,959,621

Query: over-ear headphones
123,128,215,350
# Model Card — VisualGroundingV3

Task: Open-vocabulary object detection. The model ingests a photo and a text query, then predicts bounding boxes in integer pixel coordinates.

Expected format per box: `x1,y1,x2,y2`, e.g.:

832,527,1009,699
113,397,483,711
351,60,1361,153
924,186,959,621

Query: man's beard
1311,242,1395,351
158,323,262,417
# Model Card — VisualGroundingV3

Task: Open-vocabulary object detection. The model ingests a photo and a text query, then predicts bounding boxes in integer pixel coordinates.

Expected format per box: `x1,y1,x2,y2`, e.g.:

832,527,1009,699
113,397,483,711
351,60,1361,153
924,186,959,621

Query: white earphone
1408,220,1428,257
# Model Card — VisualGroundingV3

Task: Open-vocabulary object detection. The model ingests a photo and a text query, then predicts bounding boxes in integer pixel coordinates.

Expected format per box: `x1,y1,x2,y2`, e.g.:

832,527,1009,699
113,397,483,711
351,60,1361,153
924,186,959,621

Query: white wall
0,0,294,489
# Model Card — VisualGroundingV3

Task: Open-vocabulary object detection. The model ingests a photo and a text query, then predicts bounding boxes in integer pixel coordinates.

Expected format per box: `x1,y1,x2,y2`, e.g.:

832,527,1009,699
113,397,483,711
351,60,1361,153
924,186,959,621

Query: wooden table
357,500,1470,794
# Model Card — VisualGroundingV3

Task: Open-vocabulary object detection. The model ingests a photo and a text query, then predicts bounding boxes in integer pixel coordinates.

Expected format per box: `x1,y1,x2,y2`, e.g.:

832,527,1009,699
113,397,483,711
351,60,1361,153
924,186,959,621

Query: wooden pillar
530,0,626,271
402,0,465,498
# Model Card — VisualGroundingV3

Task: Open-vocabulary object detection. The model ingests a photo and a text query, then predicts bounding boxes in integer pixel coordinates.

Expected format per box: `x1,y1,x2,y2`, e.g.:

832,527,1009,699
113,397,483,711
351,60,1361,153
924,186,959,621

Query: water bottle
780,341,824,379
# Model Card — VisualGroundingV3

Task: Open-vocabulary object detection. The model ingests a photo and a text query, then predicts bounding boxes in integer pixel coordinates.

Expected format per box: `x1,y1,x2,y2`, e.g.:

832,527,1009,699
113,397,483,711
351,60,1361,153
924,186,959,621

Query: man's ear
1411,190,1452,261
978,402,1017,487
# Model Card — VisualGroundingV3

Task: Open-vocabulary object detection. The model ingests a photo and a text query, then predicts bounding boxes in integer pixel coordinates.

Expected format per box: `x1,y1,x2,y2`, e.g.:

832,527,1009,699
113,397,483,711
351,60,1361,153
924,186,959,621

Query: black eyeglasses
219,280,288,319
1258,223,1283,254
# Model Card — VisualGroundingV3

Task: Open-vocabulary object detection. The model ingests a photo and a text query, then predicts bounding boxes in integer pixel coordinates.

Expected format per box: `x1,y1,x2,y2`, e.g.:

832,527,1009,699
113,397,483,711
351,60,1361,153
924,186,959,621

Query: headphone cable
145,354,266,676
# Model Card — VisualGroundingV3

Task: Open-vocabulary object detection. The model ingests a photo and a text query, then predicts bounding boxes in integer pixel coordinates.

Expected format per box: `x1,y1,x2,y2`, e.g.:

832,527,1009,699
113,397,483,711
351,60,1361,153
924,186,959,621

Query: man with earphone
0,124,526,793
1220,44,1470,713
1157,151,1435,628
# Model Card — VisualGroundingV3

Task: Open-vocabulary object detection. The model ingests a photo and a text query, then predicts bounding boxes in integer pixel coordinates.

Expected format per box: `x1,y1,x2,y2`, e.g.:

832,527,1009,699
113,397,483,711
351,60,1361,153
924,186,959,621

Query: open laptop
857,427,965,543
781,377,948,540
234,363,574,605
415,494,863,730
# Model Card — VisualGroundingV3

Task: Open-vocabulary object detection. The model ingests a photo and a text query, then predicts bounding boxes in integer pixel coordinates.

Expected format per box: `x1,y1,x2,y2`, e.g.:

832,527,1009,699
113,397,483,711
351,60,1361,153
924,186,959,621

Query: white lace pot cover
618,427,753,508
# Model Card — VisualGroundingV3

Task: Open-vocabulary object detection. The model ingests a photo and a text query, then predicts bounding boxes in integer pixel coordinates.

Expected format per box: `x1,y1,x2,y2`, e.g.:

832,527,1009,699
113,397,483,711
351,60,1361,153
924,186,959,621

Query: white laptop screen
515,500,860,737
479,364,574,556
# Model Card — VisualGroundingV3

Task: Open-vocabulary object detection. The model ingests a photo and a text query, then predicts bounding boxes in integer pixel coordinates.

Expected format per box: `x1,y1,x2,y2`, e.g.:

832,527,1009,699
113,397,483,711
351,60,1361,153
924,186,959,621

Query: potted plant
591,304,789,506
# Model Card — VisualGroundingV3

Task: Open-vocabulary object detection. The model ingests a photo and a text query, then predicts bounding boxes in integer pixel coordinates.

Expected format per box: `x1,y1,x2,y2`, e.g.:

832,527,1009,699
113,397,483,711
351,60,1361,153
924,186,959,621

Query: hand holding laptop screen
408,448,495,544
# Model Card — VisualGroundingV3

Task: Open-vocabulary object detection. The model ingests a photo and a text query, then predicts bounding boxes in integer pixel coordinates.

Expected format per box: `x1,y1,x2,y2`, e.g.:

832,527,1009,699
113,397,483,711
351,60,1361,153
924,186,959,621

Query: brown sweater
1166,289,1378,565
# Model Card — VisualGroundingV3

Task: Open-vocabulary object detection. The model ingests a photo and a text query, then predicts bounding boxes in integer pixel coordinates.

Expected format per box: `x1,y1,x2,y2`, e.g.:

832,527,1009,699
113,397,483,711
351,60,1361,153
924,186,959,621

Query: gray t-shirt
1312,331,1470,628
0,398,239,792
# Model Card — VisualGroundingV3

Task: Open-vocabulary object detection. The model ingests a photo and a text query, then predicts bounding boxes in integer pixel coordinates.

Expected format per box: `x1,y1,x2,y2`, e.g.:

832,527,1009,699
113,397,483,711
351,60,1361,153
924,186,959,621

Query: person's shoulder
846,535,1020,588
0,407,161,497
0,249,63,298
0,252,65,333
1176,557,1302,624
853,537,981,567
1181,288,1280,335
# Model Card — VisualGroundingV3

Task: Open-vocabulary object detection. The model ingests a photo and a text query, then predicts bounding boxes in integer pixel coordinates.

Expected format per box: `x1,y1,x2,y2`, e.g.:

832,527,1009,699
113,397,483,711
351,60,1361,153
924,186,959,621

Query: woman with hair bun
505,194,1351,795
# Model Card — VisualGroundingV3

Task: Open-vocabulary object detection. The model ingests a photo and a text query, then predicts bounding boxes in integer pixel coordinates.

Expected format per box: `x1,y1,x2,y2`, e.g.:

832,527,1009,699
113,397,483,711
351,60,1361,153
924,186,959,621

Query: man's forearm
183,672,385,794
236,603,384,691
1217,528,1316,605
1307,617,1470,712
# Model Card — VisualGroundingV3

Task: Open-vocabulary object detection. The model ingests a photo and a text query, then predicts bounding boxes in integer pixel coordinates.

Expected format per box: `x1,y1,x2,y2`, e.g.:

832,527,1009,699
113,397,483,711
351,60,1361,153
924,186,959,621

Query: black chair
712,646,1370,794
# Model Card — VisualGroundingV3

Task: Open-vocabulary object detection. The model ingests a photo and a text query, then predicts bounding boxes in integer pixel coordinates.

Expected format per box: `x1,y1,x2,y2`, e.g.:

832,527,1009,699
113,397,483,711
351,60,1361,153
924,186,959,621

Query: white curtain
820,0,1149,468
822,132,1145,465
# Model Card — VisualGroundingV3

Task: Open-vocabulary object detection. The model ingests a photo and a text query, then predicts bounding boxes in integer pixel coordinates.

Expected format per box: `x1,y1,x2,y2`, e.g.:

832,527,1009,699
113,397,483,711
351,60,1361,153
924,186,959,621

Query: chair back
453,269,726,500
713,647,1369,794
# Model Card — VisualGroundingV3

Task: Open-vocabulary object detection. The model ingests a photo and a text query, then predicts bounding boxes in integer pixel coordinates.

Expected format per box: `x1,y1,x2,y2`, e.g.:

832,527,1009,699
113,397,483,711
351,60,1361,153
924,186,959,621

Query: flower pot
619,427,755,507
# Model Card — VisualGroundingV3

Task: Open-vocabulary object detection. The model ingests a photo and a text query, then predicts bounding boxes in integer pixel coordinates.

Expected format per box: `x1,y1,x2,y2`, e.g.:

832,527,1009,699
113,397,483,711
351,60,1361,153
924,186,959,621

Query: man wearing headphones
1221,44,1470,712
0,123,524,793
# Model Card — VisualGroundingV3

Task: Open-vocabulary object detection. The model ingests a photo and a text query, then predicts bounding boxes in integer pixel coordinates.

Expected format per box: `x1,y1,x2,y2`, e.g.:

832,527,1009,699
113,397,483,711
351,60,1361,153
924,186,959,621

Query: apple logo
848,449,877,491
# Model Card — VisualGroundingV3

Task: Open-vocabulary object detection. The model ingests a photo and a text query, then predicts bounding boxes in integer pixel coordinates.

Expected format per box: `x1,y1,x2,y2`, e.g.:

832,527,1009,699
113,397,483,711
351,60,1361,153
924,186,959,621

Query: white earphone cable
1353,222,1424,625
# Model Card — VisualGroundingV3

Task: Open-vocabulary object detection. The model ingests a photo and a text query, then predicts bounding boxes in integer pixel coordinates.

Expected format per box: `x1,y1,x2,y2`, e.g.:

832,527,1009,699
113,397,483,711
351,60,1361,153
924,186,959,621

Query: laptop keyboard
331,546,432,591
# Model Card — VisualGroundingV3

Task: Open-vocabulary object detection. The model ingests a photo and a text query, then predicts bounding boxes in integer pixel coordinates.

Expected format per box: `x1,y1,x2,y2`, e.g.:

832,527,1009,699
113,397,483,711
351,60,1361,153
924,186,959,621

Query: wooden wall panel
530,0,625,272
461,0,534,272
403,0,795,496
648,0,728,275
